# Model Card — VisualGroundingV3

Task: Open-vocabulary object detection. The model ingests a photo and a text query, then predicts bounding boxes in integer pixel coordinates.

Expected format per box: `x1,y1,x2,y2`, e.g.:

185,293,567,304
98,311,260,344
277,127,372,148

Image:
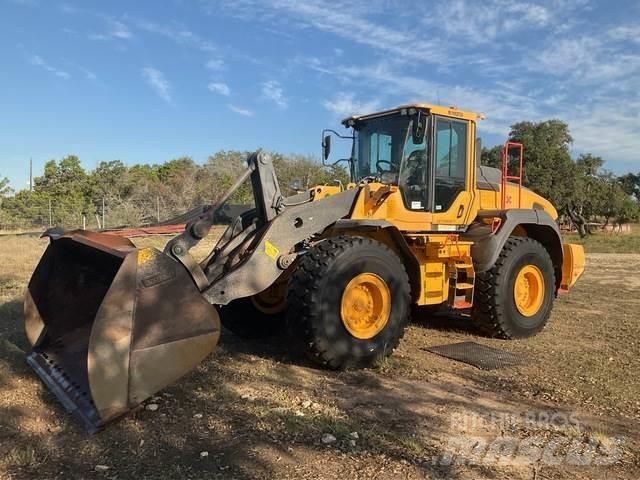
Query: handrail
501,141,524,209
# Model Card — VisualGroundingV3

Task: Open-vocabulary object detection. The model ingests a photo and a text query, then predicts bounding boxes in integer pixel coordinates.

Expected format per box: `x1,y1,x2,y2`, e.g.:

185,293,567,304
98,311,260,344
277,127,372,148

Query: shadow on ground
1,295,637,479
1,302,491,480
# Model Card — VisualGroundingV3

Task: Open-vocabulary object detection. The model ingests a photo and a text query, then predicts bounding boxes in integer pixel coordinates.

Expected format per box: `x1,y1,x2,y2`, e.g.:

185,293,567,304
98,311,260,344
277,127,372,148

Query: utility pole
48,198,52,227
101,197,105,230
29,158,33,191
156,196,160,223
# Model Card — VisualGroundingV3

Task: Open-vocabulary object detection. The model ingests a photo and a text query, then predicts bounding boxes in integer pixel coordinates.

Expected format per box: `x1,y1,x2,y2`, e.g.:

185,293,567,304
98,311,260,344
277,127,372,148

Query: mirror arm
321,129,355,166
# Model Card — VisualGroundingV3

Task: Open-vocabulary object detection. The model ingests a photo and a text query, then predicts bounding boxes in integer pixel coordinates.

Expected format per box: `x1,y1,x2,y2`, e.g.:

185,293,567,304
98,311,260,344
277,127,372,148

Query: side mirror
322,135,331,161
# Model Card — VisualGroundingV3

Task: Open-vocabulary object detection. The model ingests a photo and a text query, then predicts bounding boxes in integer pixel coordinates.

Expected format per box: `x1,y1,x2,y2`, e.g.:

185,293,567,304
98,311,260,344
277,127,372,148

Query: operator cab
323,104,483,216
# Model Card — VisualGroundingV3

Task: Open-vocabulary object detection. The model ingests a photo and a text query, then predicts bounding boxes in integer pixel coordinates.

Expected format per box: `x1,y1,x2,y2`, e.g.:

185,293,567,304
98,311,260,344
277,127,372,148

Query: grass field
563,224,640,253
0,232,639,479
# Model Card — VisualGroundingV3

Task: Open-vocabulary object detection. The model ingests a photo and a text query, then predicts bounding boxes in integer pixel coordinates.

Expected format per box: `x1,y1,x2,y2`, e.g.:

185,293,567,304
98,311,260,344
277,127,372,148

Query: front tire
287,236,411,369
472,237,556,339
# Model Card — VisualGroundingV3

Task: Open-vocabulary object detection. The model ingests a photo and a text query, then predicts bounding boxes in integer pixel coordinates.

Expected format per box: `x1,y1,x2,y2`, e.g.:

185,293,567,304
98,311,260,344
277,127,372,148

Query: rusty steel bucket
24,230,220,432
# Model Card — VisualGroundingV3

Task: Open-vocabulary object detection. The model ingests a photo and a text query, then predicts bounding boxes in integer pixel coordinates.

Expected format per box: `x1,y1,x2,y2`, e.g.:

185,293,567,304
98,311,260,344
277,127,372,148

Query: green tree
619,172,640,201
507,120,576,211
0,176,12,208
32,156,91,227
480,145,502,169
616,196,640,226
91,160,127,197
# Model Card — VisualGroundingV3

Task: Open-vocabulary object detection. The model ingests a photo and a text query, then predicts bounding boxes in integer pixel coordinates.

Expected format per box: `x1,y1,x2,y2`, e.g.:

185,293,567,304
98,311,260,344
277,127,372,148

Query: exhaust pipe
25,230,220,432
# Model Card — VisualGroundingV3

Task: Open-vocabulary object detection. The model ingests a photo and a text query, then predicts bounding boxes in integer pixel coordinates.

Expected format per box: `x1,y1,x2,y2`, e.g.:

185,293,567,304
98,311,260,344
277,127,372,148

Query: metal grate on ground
425,341,525,370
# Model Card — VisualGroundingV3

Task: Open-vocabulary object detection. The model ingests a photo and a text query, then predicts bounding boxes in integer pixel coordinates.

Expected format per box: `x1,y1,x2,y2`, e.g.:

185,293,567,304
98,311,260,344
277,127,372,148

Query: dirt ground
0,233,639,479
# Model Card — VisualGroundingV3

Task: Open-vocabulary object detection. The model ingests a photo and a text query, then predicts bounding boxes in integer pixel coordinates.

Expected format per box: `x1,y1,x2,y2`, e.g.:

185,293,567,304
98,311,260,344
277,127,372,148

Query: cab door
430,116,474,228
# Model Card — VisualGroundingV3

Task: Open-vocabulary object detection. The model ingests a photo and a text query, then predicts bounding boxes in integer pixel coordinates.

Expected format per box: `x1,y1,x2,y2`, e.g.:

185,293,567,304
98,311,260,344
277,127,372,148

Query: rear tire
287,236,411,369
472,237,555,339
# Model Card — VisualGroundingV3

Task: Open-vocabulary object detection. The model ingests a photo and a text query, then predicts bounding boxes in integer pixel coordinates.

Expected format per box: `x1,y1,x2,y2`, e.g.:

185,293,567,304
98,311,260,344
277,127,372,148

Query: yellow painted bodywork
314,103,584,306
560,243,585,290
409,235,474,305
344,103,485,124
478,183,558,218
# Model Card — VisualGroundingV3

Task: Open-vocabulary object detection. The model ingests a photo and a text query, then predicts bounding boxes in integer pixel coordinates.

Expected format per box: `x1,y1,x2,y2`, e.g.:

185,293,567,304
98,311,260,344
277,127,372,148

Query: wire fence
0,196,252,233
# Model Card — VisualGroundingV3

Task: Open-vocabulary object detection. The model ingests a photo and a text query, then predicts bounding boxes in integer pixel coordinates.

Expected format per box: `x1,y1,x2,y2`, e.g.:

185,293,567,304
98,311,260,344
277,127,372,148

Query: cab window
369,133,392,173
398,120,428,210
434,118,467,212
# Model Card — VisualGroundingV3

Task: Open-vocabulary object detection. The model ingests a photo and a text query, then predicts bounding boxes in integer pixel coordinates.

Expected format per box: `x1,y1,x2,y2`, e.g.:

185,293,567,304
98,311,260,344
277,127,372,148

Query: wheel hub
513,264,545,317
250,282,287,315
340,273,391,339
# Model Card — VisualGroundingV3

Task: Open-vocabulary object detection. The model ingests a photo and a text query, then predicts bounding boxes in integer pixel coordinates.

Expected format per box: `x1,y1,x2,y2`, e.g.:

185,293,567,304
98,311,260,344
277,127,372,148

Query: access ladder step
453,300,474,309
454,262,474,269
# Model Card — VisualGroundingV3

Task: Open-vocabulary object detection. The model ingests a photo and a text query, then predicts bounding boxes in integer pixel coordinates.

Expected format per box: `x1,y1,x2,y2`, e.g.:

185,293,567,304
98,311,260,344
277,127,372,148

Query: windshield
351,112,430,210
353,114,410,181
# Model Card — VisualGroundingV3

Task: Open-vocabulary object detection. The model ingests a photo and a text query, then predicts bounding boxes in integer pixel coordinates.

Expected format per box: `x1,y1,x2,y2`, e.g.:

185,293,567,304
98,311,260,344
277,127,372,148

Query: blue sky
1,0,639,189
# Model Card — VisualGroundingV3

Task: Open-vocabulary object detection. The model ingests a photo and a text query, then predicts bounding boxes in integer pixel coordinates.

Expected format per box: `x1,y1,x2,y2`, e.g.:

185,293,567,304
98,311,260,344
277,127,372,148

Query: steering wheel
376,160,396,174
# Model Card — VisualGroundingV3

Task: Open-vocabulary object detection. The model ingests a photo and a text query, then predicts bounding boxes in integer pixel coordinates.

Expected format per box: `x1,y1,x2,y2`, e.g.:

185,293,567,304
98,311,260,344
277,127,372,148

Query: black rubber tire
287,235,411,369
472,236,556,339
219,297,286,339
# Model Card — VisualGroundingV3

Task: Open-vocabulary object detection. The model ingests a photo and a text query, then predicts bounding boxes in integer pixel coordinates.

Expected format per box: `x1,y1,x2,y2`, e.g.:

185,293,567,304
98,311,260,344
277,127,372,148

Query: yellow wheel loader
24,103,585,431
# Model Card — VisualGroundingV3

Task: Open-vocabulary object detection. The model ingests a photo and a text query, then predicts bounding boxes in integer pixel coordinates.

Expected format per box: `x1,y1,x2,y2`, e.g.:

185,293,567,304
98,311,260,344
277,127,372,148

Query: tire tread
287,235,411,369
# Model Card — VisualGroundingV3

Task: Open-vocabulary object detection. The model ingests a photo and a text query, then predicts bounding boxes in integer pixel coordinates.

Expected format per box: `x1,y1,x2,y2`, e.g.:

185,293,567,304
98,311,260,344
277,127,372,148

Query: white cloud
322,92,381,118
81,68,97,81
261,80,288,109
135,19,216,52
228,104,254,117
565,100,640,166
88,18,132,41
142,67,172,104
424,0,586,42
427,0,552,42
29,55,70,79
208,81,231,96
215,0,447,65
530,36,640,86
609,24,640,44
315,60,540,135
205,59,225,71
108,20,132,39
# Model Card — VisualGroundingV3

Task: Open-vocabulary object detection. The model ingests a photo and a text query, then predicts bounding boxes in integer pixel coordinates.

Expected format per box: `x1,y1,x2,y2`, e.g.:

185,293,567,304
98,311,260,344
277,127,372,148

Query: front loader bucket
24,230,220,432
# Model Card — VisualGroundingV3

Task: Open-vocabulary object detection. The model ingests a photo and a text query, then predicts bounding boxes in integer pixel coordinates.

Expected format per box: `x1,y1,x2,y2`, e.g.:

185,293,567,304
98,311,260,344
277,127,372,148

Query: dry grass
0,232,638,479
563,223,640,254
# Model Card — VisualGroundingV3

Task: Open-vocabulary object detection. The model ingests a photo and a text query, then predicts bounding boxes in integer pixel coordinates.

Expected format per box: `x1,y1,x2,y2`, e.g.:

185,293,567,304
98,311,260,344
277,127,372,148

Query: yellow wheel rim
340,273,391,340
251,283,287,315
513,265,545,317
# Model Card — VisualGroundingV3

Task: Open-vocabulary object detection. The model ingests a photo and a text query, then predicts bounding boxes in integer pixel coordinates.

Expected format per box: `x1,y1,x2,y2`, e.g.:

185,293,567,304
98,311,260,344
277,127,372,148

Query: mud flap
24,230,220,432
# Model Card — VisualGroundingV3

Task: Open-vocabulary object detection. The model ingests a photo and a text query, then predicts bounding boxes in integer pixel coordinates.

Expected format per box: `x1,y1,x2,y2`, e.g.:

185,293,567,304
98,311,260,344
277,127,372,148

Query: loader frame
165,151,357,304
